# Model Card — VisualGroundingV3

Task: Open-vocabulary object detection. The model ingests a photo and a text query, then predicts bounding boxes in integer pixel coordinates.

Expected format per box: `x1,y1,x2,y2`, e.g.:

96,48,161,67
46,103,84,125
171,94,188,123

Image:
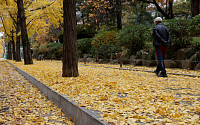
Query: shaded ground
8,60,200,124
0,60,74,125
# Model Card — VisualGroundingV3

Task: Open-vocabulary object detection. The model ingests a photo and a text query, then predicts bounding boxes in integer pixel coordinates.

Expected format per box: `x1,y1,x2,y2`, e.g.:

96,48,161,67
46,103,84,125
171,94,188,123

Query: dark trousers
155,45,167,74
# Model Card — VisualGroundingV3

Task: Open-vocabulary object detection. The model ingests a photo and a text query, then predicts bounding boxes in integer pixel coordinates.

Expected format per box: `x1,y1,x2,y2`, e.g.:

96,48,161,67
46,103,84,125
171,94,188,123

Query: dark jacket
153,23,171,46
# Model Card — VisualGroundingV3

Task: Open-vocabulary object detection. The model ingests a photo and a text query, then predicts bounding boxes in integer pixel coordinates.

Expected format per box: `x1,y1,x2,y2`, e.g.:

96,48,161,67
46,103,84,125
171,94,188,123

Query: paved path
5,60,200,124
0,61,74,124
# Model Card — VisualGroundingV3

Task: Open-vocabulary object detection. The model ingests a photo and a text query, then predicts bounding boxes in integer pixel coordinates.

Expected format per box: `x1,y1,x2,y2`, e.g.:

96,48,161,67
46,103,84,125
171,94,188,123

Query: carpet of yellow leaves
81,63,200,76
0,61,74,125
9,60,200,124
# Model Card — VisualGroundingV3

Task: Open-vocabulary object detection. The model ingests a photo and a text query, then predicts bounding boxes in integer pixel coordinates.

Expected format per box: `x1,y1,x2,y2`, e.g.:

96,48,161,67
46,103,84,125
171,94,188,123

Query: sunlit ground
0,60,74,124
8,60,200,124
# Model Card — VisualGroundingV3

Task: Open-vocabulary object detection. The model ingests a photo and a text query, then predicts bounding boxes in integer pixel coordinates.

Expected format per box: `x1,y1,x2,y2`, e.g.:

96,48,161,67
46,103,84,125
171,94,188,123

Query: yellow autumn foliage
0,60,74,125
0,0,63,45
9,60,200,124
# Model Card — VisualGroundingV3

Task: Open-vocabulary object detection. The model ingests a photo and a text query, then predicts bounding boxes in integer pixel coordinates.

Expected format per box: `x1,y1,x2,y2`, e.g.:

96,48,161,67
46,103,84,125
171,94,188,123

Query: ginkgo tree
0,0,62,64
0,0,33,63
2,0,20,61
62,0,79,77
27,0,63,45
0,2,15,59
0,0,78,77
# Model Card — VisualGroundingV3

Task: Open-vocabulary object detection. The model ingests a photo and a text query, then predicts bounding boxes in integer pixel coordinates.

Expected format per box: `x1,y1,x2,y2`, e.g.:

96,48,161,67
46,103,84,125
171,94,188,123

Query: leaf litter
8,60,200,124
0,60,74,125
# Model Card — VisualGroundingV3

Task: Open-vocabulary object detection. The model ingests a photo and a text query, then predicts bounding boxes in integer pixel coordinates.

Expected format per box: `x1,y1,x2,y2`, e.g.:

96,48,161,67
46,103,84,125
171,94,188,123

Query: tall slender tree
11,29,16,60
7,41,12,59
17,0,33,65
15,15,21,61
62,0,79,77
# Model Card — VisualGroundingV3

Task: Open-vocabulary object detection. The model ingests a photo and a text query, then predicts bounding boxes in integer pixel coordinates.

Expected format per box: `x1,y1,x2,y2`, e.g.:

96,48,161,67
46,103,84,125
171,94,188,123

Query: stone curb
7,61,106,125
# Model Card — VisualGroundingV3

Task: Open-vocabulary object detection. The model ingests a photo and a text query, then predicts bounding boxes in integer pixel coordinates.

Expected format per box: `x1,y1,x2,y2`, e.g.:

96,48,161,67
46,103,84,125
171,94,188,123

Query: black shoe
158,73,168,77
154,70,159,76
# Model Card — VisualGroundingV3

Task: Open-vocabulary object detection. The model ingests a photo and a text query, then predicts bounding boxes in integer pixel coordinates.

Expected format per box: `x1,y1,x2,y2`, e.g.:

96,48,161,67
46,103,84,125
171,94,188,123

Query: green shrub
77,38,92,57
91,30,122,59
46,42,57,48
89,44,121,59
50,43,63,59
116,25,150,56
184,37,200,60
92,30,118,47
98,44,121,59
191,37,200,49
37,43,63,59
163,18,192,50
33,47,39,59
38,45,50,55
77,24,97,39
89,46,98,58
188,14,200,36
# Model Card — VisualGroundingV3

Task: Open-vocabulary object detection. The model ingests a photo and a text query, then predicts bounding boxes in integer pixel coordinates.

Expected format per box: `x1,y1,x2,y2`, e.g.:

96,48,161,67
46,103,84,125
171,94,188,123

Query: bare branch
137,0,153,4
138,0,170,19
30,0,56,12
8,12,17,27
5,0,17,27
25,1,33,9
152,0,169,18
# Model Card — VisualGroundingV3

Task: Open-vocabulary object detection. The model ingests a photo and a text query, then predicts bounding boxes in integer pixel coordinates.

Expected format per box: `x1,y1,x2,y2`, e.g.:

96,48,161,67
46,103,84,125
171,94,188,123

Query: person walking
153,17,171,77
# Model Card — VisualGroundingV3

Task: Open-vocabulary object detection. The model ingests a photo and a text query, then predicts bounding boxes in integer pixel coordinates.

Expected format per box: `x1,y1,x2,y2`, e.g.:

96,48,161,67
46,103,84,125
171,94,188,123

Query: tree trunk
168,1,174,19
11,30,16,60
116,0,122,30
62,0,79,77
18,0,33,65
7,42,12,60
11,40,16,60
191,0,200,17
15,37,21,61
16,10,21,61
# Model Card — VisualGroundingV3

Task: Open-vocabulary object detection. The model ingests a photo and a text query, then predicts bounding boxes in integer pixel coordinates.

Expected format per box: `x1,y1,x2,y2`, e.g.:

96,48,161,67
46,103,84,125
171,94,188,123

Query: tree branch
153,0,169,19
5,0,17,27
137,0,153,4
29,0,56,11
26,14,46,27
25,1,33,9
137,0,170,19
8,12,17,28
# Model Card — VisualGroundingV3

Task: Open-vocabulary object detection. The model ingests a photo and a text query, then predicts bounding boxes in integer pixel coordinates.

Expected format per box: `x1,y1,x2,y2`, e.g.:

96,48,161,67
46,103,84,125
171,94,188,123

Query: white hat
154,17,162,22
